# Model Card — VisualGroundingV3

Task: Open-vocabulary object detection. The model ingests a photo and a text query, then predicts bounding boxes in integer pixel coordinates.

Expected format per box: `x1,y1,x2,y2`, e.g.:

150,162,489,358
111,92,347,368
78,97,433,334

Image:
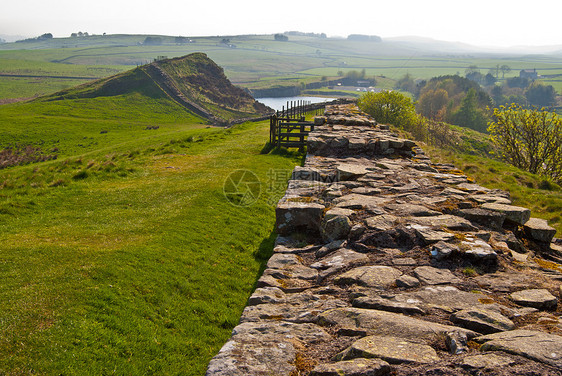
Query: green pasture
0,93,302,374
0,94,205,157
3,34,562,100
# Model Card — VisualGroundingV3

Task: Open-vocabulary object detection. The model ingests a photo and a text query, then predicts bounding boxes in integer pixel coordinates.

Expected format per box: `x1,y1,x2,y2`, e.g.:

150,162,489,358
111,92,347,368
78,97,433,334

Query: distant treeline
16,33,53,43
347,34,382,42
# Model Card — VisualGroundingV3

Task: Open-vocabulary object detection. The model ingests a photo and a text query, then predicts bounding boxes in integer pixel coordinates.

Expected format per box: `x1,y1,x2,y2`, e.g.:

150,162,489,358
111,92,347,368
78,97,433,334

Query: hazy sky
1,0,560,47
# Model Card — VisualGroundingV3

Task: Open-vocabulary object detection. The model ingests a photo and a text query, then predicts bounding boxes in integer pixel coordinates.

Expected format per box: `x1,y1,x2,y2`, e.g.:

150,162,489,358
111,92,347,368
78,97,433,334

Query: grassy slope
0,94,205,158
0,95,301,374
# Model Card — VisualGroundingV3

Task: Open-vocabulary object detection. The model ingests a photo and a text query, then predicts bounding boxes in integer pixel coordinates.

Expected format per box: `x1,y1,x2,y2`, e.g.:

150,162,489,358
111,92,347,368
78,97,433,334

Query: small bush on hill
488,104,562,183
358,91,417,129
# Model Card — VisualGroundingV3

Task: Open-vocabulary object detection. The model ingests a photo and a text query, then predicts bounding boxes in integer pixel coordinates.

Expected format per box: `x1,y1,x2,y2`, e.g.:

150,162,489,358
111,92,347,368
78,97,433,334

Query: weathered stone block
475,329,562,368
451,308,515,334
276,200,324,235
321,215,352,242
510,288,558,310
523,217,556,243
334,335,440,364
481,203,531,225
310,359,390,376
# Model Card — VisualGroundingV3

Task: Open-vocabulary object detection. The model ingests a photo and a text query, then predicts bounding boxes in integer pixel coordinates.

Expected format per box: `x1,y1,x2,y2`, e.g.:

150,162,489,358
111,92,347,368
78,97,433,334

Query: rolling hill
41,52,272,124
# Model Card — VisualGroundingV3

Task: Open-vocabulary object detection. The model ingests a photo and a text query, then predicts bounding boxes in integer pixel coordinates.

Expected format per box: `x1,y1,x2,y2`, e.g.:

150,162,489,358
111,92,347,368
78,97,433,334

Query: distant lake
255,96,334,111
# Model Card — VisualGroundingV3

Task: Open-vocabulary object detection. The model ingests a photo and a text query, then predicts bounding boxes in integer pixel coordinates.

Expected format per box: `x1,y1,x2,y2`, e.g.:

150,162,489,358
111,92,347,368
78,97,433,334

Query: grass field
0,94,302,375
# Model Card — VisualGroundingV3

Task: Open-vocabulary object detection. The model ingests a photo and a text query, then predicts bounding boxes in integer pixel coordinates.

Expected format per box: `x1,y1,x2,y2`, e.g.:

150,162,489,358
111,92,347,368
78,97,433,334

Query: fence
269,98,353,149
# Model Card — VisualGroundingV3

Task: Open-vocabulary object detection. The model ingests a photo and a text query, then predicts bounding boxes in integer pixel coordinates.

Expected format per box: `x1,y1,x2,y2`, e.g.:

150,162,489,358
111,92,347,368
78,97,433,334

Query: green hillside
41,52,271,123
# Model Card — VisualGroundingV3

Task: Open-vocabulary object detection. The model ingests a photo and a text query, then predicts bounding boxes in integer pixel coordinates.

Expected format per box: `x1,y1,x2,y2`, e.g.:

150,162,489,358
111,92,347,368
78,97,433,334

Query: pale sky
1,0,561,48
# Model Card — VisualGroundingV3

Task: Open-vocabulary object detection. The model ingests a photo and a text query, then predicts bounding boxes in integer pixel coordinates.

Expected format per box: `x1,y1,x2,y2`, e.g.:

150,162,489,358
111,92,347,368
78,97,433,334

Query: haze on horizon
1,0,560,49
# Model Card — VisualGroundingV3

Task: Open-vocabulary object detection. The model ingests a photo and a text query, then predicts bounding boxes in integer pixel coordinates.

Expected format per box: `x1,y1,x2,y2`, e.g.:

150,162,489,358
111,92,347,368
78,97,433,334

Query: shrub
488,104,562,183
358,91,417,128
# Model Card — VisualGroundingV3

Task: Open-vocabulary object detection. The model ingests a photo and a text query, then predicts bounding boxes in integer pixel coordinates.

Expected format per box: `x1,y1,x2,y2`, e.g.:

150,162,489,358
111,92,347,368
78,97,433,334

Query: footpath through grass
0,117,302,375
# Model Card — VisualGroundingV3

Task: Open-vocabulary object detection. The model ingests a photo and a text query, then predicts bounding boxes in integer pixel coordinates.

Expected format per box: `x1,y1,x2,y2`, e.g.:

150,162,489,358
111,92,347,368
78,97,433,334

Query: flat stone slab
451,308,515,334
352,296,425,315
351,187,382,195
247,287,286,306
460,238,498,261
392,257,417,266
291,166,322,181
335,335,440,364
334,265,402,287
510,289,558,310
241,293,347,323
461,353,516,369
264,264,319,281
455,182,490,192
456,208,506,229
206,321,331,376
266,253,302,269
256,273,315,292
470,194,511,205
395,275,420,288
524,217,556,243
325,207,355,219
409,224,455,244
475,329,562,368
317,307,478,341
410,214,476,231
364,214,399,232
337,163,370,180
310,359,390,376
310,248,369,270
393,286,494,312
384,203,441,217
474,271,543,293
413,266,461,285
481,203,531,225
334,194,391,212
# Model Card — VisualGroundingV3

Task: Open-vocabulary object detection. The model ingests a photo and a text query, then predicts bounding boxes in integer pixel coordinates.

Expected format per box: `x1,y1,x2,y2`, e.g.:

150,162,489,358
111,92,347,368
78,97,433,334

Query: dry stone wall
206,104,562,376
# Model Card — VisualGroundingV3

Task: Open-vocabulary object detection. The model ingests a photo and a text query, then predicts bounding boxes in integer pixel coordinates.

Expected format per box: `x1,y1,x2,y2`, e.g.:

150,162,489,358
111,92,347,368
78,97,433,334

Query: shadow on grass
251,227,278,290
260,142,306,166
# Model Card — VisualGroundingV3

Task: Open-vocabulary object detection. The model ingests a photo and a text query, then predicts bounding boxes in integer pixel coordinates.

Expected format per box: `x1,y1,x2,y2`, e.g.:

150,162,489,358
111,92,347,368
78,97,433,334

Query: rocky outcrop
206,104,562,376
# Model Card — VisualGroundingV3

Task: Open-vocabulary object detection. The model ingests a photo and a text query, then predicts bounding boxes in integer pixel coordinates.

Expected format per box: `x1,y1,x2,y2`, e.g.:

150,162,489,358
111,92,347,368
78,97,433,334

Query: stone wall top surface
207,104,562,376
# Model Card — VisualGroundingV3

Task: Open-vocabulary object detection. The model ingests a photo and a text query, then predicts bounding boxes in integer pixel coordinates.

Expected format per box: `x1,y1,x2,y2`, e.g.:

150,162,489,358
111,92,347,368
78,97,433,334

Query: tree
500,65,511,79
358,91,417,128
507,76,530,89
465,65,480,76
451,88,489,133
395,73,416,94
143,36,162,46
484,73,496,86
488,104,562,182
274,34,288,41
38,33,53,40
525,82,557,107
416,88,449,120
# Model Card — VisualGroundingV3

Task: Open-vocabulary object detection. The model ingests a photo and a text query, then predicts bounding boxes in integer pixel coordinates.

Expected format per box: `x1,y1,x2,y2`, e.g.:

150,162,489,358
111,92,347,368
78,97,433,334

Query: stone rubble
206,104,562,376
